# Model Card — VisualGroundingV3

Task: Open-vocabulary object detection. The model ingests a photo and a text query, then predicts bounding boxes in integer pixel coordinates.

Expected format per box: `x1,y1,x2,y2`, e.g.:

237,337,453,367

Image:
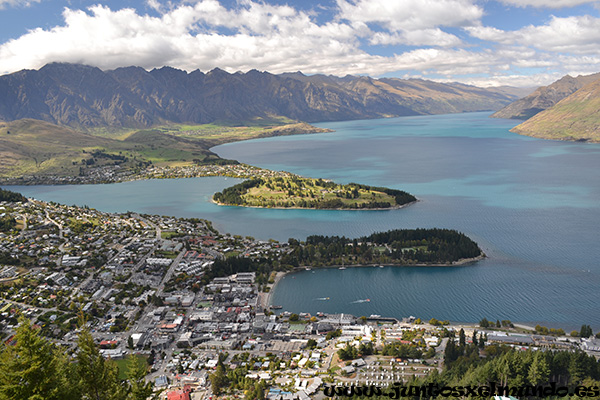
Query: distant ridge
511,77,600,142
0,63,516,129
491,72,600,120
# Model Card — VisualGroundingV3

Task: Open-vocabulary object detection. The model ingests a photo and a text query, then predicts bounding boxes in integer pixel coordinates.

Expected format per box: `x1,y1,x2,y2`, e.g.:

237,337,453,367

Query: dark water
11,112,600,328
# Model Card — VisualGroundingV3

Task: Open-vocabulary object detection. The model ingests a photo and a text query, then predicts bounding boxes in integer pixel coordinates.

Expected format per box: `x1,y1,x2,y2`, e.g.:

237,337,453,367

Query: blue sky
1,0,599,87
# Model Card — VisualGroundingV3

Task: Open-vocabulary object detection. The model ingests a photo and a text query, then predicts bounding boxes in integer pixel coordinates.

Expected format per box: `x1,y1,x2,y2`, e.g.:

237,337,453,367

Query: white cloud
336,0,483,31
146,0,163,13
370,29,463,47
467,15,600,54
465,26,507,42
0,0,41,9
0,0,597,87
0,2,381,75
391,48,504,77
497,0,599,8
443,72,566,88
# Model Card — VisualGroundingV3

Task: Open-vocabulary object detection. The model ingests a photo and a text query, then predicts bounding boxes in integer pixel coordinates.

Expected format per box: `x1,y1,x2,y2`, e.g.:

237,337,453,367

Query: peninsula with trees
212,176,416,209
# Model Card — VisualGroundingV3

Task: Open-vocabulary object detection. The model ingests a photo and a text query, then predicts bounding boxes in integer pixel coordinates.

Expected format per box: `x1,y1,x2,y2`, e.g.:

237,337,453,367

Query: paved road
155,249,186,295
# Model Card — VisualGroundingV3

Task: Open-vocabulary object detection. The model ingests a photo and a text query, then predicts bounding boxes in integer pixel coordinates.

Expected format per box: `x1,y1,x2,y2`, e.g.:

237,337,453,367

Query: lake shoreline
262,254,486,309
212,198,418,211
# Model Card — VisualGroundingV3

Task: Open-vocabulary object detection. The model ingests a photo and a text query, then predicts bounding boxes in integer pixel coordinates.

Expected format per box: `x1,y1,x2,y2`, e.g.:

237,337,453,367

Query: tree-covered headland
282,228,483,267
0,187,27,203
200,228,483,290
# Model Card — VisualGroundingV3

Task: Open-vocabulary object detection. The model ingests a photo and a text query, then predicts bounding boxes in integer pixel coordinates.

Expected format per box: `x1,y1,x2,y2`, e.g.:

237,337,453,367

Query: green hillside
492,72,600,120
511,78,600,142
0,119,328,179
0,119,124,177
0,119,223,178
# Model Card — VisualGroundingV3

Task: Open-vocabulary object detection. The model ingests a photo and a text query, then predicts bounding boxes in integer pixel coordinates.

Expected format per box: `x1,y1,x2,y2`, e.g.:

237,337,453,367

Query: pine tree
126,355,155,400
459,328,466,347
528,352,550,386
580,325,593,338
0,317,73,400
478,333,485,349
210,359,228,395
568,352,588,385
444,338,458,364
75,327,126,400
127,336,134,350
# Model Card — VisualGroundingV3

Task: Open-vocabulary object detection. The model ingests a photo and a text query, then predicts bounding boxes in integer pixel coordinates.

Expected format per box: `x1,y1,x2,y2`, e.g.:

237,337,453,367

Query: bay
10,112,600,328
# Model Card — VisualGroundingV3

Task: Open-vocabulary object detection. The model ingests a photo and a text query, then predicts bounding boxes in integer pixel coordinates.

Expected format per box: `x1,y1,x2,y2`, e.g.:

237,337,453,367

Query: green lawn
114,354,148,380
235,177,400,209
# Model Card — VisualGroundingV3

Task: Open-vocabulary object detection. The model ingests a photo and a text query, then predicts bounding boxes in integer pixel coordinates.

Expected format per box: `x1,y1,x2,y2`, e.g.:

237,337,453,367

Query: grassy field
246,180,396,206
114,354,148,380
157,119,331,147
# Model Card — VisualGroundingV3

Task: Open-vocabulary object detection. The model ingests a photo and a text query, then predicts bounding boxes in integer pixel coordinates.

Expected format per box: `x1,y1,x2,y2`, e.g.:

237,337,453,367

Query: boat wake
350,299,371,304
315,297,330,301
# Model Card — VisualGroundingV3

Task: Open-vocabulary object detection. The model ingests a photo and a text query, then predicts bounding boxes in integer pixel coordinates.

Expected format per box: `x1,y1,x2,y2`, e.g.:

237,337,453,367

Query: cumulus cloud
0,0,598,87
467,15,600,54
336,0,483,30
1,0,470,76
146,0,163,13
370,29,463,47
446,72,566,88
497,0,599,8
391,48,505,77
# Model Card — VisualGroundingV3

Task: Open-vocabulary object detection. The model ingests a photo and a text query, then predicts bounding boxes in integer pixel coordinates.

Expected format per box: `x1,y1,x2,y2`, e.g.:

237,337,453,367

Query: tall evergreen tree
126,355,155,400
580,325,593,338
444,339,459,365
210,359,228,396
528,352,550,386
75,327,126,400
0,317,73,400
458,328,466,347
568,352,589,385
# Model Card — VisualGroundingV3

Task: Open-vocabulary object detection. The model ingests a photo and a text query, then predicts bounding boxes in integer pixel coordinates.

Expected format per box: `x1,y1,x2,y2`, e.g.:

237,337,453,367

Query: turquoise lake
10,112,600,329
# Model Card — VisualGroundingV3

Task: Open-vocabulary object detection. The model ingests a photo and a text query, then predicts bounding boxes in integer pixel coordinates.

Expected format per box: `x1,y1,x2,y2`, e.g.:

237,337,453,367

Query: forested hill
0,63,516,128
199,228,483,287
0,187,27,202
284,228,483,266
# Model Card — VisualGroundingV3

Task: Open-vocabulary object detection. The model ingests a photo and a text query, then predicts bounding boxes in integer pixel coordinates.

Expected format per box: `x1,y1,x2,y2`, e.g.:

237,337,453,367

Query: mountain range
491,72,600,120
0,63,517,129
510,77,600,142
487,71,600,142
